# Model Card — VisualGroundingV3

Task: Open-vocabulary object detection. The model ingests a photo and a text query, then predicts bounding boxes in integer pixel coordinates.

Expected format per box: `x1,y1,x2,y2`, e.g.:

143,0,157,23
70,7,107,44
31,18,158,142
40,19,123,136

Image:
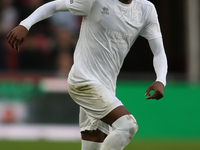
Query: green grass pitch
0,140,200,150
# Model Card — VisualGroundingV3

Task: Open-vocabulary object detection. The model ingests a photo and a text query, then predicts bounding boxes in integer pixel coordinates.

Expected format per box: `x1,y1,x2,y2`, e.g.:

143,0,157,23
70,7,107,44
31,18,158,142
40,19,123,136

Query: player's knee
123,115,138,139
112,114,138,140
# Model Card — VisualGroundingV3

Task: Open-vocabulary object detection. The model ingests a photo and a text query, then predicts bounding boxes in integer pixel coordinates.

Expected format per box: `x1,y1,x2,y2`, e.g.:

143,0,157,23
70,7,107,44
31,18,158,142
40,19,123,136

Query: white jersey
68,0,162,92
19,0,167,92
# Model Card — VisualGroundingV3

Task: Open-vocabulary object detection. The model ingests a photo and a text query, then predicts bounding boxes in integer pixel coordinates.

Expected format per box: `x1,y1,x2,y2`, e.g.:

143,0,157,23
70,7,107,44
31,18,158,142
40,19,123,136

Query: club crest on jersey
101,7,109,15
131,11,142,23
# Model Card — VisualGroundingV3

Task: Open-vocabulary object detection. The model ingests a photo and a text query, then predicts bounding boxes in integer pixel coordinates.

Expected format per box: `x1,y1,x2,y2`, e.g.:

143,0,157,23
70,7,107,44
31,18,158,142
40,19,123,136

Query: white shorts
68,82,123,135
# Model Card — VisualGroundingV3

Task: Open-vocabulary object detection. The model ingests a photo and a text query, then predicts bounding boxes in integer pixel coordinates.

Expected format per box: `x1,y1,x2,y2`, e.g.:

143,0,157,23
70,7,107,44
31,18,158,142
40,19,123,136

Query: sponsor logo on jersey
101,7,109,15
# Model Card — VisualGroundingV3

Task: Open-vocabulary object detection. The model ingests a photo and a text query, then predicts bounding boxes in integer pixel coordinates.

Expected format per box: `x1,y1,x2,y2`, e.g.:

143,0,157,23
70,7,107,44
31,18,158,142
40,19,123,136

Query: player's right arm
7,0,94,51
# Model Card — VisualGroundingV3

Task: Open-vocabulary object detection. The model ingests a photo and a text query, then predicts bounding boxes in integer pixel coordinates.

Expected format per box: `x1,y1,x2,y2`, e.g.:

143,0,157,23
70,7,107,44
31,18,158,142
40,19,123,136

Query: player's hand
7,25,28,52
145,81,164,100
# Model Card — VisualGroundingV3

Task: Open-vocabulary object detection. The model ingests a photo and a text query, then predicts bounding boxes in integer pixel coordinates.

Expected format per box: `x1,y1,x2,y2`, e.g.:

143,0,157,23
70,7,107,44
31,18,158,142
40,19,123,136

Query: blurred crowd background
0,0,199,143
0,0,80,77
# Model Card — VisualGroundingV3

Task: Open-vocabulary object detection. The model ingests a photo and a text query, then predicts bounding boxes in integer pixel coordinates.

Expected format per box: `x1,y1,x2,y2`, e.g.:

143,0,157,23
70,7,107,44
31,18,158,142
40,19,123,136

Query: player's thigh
101,105,131,126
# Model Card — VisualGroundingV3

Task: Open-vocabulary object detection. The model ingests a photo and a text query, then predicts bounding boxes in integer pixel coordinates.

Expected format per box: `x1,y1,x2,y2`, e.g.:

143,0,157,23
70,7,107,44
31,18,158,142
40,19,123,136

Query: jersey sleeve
140,4,162,40
66,0,94,16
19,0,94,30
19,0,69,30
149,37,168,86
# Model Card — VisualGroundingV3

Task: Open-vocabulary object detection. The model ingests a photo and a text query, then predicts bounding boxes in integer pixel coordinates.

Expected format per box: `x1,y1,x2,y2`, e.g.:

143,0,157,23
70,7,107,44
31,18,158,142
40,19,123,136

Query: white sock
100,115,138,150
81,140,103,150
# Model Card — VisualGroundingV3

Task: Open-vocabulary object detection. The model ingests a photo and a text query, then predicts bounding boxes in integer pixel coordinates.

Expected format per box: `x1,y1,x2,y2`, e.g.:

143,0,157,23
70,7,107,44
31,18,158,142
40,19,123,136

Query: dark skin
119,0,132,4
145,81,164,100
7,0,165,143
7,25,28,52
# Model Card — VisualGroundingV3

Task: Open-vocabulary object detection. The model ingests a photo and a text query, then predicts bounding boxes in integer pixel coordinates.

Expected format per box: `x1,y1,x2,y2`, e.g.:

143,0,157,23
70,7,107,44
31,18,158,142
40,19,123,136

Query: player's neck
118,0,132,4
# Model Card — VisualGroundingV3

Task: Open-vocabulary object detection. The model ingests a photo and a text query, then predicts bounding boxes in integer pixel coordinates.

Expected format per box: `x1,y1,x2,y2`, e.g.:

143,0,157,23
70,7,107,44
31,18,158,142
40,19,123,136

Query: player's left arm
145,37,168,100
140,4,168,100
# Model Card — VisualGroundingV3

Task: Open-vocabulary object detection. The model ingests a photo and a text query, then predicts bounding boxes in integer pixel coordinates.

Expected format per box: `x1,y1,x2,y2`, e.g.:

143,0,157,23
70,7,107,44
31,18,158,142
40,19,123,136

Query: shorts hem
100,102,123,119
98,126,110,135
80,103,123,135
